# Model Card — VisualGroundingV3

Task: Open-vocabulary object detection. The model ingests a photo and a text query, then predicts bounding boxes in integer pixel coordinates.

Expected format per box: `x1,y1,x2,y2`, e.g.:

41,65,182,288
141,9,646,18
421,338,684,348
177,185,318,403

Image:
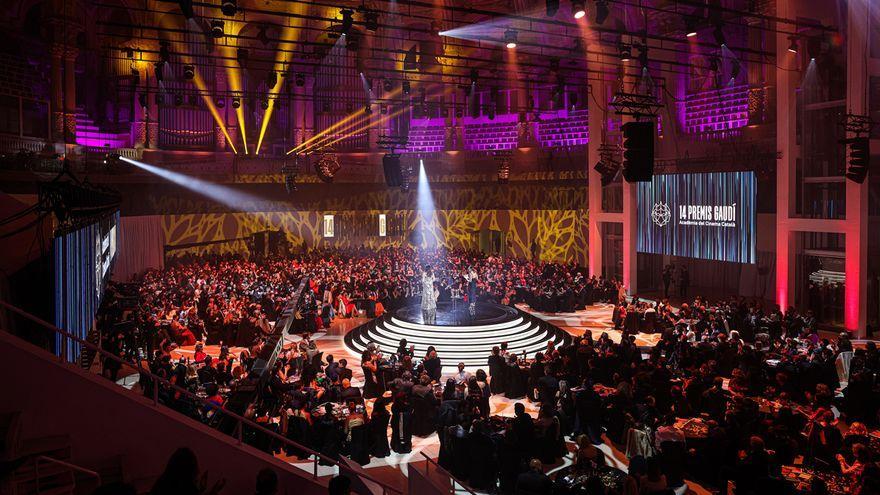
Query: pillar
844,0,869,335
774,0,798,314
587,78,605,278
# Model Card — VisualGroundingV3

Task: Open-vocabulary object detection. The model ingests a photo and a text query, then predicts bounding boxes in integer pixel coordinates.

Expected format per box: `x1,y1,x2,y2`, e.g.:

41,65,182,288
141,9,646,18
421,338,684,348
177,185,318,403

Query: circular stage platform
344,302,573,370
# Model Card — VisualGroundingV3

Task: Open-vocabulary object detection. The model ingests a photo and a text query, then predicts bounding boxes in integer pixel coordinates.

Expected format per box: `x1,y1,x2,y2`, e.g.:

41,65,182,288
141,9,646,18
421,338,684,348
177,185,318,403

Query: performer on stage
465,268,478,317
421,265,437,324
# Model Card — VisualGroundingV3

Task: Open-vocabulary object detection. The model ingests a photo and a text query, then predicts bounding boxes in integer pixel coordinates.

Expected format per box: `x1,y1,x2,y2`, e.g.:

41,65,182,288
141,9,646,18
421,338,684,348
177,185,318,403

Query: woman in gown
390,392,413,454
421,265,436,324
369,397,391,458
360,350,380,399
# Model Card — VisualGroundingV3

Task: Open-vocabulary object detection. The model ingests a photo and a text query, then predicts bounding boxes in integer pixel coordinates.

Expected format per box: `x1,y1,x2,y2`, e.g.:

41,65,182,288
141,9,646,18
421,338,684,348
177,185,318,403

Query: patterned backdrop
160,208,589,264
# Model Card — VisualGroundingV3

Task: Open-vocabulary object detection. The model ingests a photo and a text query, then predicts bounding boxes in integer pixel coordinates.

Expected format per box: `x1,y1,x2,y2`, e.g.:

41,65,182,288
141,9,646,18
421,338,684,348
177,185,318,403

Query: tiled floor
170,303,698,494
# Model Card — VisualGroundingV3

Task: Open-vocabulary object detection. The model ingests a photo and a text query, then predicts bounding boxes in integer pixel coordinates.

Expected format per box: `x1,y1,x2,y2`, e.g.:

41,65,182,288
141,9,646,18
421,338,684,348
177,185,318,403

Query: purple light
462,115,517,151
684,84,749,137
537,109,589,147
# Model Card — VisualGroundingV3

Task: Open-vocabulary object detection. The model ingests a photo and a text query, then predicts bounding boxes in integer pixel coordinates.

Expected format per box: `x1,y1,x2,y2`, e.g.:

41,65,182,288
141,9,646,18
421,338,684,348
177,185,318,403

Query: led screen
637,171,756,264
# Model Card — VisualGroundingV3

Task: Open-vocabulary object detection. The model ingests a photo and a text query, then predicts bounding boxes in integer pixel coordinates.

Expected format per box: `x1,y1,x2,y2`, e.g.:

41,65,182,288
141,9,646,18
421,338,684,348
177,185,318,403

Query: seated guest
424,349,442,383
515,459,552,495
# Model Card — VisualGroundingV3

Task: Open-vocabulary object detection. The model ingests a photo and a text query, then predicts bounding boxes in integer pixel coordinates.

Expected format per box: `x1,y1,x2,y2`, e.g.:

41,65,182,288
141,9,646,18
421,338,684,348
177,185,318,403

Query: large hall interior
0,0,879,493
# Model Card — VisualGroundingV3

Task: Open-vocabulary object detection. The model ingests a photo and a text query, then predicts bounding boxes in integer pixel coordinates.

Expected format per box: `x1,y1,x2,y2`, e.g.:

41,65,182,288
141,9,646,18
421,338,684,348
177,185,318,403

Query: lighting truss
610,92,662,118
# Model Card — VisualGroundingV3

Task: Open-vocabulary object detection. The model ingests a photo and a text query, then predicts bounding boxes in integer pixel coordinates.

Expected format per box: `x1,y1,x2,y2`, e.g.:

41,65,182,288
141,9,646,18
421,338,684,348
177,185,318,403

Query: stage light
138,93,147,108
346,34,360,51
619,44,631,62
731,60,741,79
504,29,517,49
364,10,379,32
546,0,559,16
572,0,586,19
261,98,269,110
178,0,194,19
470,68,478,85
383,79,393,92
340,9,354,34
713,23,726,46
685,16,698,37
231,97,240,108
266,70,278,88
159,42,170,63
221,0,236,16
210,20,224,38
295,73,305,87
174,94,183,106
708,56,719,72
364,104,372,115
402,80,410,95
124,47,134,59
787,36,798,53
183,64,195,79
595,1,609,24
216,97,225,108
154,62,164,82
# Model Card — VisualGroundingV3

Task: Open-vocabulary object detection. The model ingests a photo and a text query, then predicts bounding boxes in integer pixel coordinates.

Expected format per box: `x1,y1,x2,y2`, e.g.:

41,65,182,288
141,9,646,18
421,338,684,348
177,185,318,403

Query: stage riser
343,302,573,370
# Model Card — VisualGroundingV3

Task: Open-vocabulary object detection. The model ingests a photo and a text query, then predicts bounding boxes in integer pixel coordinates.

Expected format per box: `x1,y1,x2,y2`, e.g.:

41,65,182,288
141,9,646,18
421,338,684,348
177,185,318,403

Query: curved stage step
343,302,572,371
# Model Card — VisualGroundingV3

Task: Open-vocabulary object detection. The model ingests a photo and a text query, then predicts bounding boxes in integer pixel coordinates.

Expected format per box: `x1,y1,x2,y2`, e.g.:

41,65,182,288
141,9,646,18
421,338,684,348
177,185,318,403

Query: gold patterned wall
161,208,589,264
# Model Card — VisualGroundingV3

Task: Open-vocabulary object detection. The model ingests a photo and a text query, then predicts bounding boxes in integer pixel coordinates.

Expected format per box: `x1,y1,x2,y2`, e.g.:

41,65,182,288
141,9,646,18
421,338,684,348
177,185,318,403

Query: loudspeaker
383,154,402,187
621,121,654,182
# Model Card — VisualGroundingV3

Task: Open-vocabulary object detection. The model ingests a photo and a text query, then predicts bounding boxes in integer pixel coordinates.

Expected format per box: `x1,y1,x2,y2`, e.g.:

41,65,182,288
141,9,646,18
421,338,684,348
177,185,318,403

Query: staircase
74,112,130,149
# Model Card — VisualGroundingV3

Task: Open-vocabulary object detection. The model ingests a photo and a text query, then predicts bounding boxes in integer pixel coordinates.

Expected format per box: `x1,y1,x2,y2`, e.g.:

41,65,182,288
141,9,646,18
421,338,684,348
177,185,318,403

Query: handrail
419,451,479,495
34,455,102,493
0,299,402,495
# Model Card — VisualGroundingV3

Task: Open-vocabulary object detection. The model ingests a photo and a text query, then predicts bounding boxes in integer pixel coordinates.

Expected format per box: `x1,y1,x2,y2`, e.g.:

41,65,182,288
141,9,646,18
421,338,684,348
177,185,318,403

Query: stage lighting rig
546,0,559,16
364,10,379,32
154,62,164,82
183,64,195,79
402,80,411,95
281,157,299,193
221,0,237,16
619,44,631,62
685,16,699,38
266,71,278,88
295,73,305,87
314,153,341,183
178,0,194,19
174,94,184,106
383,79,393,92
210,20,224,38
340,9,354,34
787,36,799,53
216,97,225,108
572,0,586,19
594,0,609,24
231,97,240,108
713,23,726,46
159,42,170,63
504,29,518,49
261,98,270,110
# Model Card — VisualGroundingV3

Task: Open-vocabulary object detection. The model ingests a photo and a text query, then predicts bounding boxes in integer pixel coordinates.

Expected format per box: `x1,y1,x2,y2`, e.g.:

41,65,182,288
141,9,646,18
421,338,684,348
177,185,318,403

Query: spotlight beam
300,107,409,155
159,17,237,153
288,87,402,154
120,157,265,210
223,45,248,154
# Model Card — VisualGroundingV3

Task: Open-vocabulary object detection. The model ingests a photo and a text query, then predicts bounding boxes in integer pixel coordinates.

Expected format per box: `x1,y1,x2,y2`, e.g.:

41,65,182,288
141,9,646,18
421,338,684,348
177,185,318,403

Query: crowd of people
93,247,880,495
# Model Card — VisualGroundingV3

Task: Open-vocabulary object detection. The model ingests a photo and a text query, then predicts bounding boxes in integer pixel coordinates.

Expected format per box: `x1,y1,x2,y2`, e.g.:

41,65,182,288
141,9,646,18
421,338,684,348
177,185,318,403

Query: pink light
844,252,860,332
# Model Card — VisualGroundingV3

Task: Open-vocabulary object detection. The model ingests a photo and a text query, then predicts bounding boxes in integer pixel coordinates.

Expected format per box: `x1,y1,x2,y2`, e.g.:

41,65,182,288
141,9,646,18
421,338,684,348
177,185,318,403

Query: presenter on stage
465,268,478,317
421,265,437,324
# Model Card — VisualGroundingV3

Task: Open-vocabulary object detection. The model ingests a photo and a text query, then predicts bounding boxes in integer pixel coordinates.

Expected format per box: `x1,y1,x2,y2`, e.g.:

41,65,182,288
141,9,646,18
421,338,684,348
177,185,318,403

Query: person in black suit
512,402,536,459
488,346,506,394
515,459,552,495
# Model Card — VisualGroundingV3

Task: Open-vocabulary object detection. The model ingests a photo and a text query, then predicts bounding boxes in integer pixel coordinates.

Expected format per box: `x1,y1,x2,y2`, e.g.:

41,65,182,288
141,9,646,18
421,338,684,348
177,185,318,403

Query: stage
343,302,573,371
